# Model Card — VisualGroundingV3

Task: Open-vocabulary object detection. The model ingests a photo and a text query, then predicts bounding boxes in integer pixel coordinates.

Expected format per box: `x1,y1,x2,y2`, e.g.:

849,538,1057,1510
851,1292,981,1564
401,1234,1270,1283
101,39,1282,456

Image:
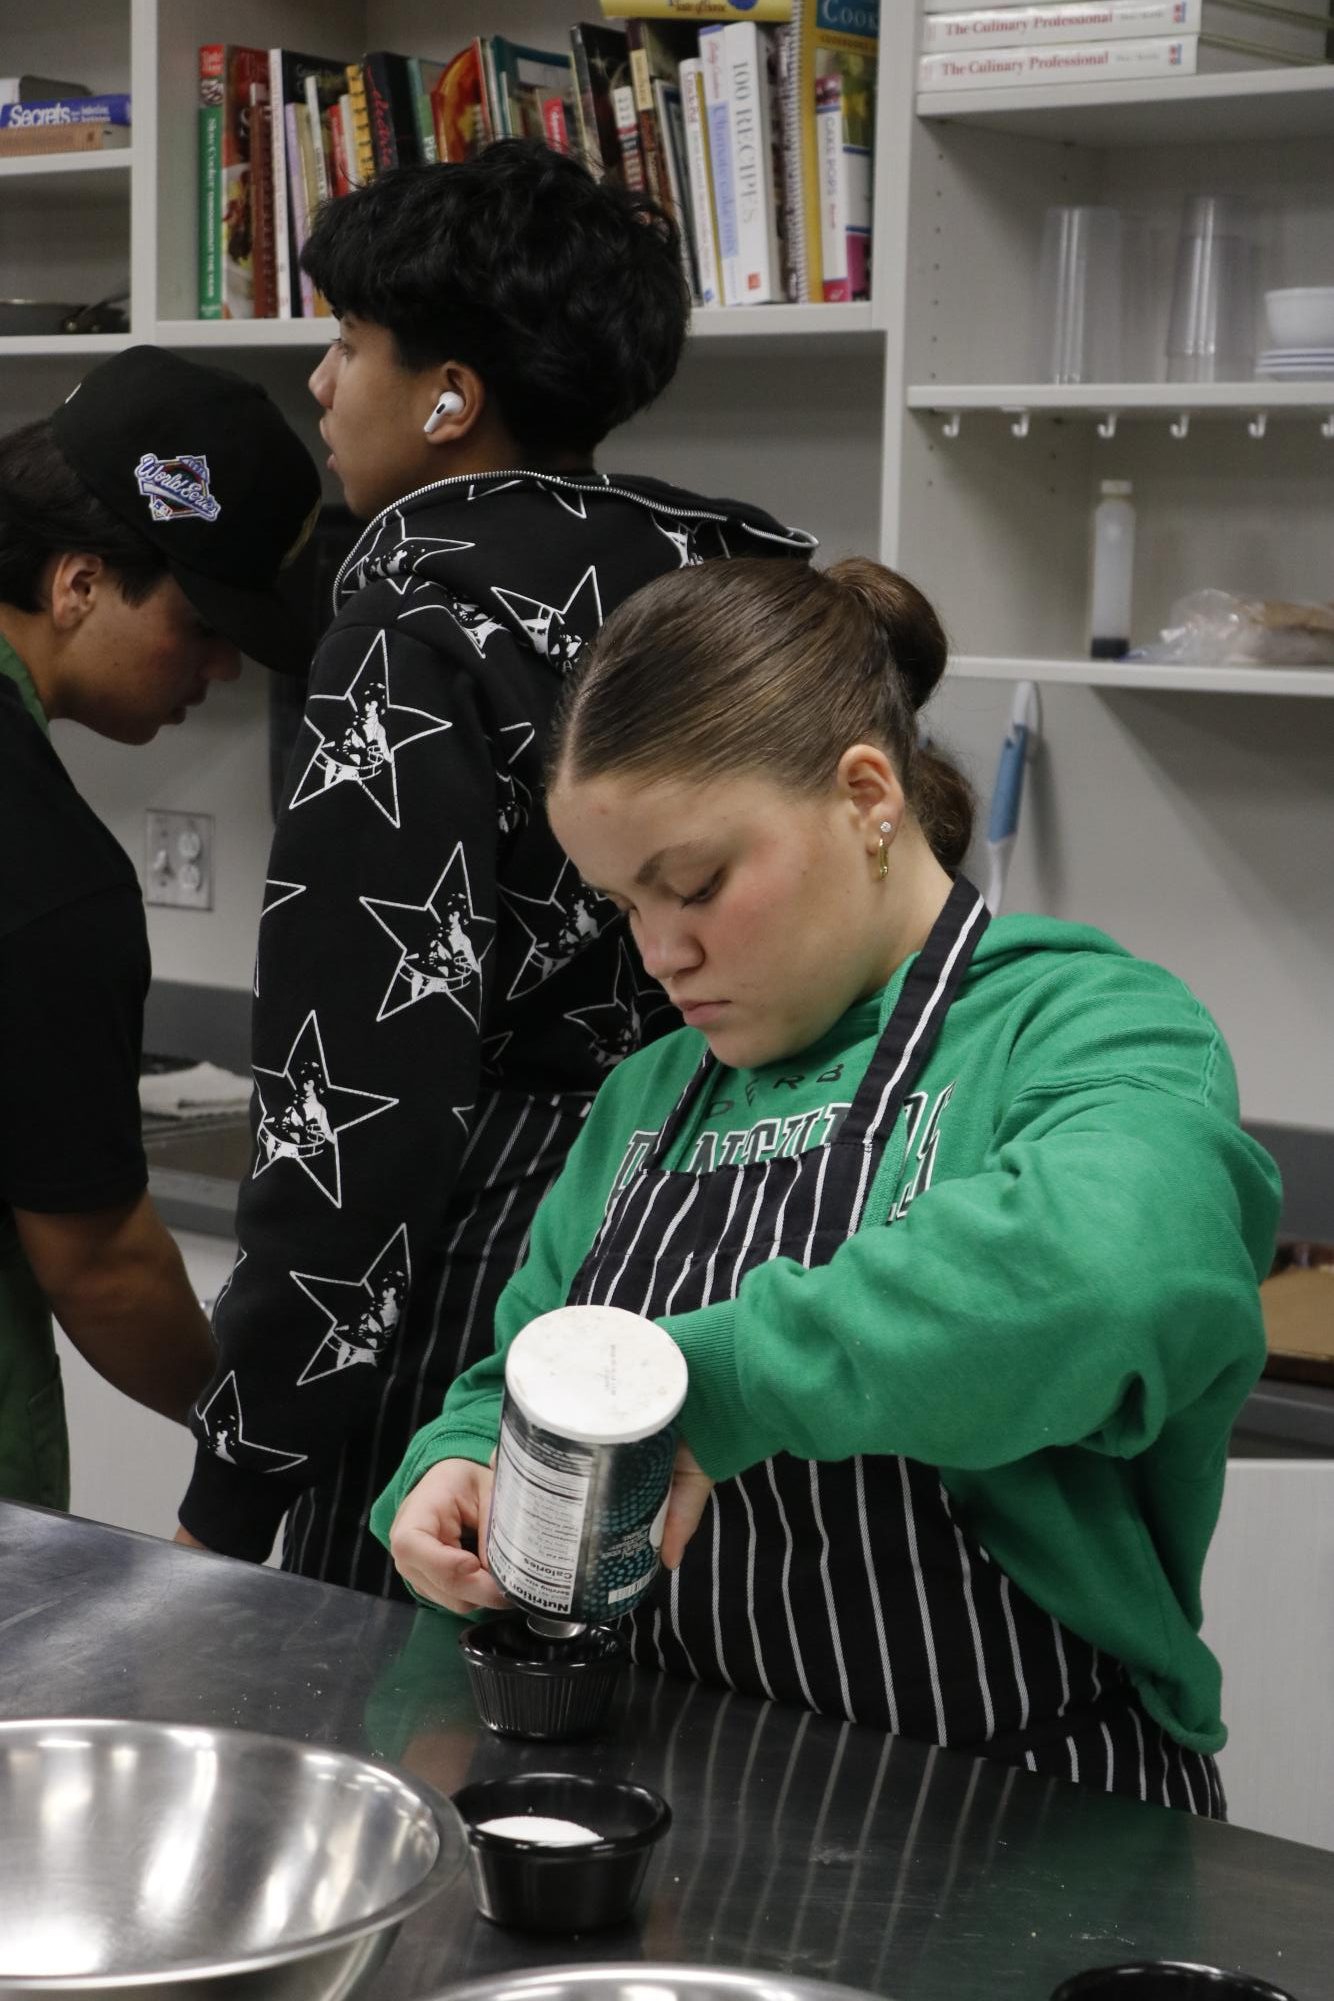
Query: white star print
210,1248,247,1320
293,1224,411,1386
400,591,509,656
502,858,615,1000
360,843,496,1024
465,475,595,519
481,1030,513,1077
289,630,452,828
342,510,474,597
253,1011,397,1207
496,720,535,833
492,563,603,672
253,879,306,996
652,515,700,567
195,1371,307,1473
565,942,648,1072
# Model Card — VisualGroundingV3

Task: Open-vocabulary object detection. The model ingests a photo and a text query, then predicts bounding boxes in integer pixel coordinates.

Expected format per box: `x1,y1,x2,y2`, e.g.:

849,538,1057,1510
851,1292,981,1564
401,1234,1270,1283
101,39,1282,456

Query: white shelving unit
0,150,133,194
0,334,131,358
916,64,1334,145
880,6,1334,1131
908,384,1334,421
0,0,1329,1133
950,656,1334,700
155,301,878,353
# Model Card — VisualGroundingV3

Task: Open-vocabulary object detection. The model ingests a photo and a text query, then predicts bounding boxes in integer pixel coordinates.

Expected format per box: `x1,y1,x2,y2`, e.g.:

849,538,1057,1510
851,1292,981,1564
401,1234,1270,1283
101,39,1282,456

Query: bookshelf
0,151,133,196
0,335,131,358
156,301,880,352
0,0,1329,1131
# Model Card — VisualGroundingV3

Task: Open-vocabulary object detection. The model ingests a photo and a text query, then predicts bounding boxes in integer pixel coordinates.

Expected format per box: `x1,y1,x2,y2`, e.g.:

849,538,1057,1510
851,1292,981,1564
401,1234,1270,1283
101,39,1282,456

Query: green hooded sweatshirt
372,916,1280,1753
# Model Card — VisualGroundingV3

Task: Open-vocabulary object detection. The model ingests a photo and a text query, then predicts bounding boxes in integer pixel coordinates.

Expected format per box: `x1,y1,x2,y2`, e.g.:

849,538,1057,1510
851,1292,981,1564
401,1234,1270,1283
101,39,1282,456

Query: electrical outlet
145,810,214,910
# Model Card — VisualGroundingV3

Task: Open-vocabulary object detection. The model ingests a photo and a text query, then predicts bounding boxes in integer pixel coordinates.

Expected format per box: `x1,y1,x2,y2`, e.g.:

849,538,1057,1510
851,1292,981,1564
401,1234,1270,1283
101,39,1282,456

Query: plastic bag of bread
1137,589,1334,667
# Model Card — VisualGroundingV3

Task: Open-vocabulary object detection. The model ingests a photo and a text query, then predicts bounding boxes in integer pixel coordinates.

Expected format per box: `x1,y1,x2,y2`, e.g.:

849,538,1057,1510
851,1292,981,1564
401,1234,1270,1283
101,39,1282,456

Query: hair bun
824,556,948,710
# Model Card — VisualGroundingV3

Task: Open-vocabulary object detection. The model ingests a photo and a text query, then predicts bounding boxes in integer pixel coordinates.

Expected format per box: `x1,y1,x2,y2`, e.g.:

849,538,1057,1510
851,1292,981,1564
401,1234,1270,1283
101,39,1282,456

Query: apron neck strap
837,874,990,1151
647,874,990,1171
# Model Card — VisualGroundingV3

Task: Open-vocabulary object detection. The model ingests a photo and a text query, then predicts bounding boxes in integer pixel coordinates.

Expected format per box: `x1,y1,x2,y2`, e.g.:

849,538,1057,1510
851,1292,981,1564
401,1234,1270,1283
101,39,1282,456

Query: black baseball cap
49,345,322,675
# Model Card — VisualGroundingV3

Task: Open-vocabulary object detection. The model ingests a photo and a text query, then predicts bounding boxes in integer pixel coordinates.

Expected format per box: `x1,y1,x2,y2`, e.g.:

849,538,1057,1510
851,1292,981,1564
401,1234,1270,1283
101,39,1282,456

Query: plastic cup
1036,205,1126,384
1166,196,1257,383
1051,1963,1297,2001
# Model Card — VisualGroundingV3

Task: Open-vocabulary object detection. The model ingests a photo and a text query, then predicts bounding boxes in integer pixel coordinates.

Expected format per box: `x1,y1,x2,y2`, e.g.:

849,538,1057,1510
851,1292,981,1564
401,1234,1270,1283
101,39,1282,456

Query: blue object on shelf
984,680,1041,916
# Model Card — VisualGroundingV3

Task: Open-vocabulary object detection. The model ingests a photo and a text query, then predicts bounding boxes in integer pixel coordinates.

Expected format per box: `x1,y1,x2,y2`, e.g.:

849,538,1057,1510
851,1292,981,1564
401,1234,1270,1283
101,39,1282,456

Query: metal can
486,1305,689,1631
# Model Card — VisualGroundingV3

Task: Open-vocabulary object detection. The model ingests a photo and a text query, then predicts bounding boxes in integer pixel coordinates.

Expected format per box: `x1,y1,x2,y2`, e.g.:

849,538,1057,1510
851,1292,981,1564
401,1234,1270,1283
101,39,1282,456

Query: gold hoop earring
876,820,893,880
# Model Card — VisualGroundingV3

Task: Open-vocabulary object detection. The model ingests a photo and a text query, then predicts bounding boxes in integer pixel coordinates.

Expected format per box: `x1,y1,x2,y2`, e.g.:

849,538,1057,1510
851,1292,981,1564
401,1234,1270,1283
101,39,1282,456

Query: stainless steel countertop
2,1505,1331,2000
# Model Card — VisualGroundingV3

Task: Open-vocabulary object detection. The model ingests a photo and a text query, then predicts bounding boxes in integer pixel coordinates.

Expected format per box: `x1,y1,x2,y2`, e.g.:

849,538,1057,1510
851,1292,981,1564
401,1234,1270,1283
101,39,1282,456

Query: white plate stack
1258,287,1334,378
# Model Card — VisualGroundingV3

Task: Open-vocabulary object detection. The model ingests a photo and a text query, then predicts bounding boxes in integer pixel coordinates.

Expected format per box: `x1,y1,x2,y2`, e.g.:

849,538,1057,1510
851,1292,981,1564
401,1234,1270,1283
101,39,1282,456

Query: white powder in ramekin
477,1814,602,1845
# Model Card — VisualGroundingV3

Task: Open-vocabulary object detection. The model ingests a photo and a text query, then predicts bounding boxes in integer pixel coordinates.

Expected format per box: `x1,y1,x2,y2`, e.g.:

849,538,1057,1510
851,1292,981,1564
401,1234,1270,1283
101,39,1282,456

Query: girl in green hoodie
372,556,1279,1813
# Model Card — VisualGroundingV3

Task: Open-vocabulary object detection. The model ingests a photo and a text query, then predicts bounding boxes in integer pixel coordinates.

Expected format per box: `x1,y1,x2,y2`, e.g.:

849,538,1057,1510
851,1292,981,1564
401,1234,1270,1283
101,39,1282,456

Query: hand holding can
486,1305,689,1631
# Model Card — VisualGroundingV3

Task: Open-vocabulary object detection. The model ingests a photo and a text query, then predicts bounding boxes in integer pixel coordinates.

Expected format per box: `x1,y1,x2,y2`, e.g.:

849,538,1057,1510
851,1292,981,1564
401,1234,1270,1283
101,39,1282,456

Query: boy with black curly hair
177,141,813,1591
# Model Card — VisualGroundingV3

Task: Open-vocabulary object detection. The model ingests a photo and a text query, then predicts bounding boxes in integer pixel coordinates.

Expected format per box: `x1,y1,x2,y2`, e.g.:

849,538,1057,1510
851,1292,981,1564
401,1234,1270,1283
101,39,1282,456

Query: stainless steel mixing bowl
434,1971,879,2001
0,1718,464,2000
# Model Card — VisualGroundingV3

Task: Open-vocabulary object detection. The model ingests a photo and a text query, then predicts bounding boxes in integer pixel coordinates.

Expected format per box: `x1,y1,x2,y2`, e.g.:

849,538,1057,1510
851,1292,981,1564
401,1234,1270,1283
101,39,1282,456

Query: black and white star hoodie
181,468,815,1589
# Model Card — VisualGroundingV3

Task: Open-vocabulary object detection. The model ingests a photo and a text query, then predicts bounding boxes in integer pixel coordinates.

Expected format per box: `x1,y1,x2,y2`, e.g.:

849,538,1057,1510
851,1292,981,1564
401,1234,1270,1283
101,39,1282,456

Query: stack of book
917,0,1333,91
0,76,130,158
197,5,880,321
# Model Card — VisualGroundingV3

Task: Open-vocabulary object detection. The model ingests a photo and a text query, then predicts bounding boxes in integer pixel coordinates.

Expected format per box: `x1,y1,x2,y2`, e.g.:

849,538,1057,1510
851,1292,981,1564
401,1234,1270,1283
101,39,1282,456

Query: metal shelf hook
1096,413,1119,440
1321,415,1334,441
941,411,961,439
1169,412,1191,440
1248,412,1268,440
1008,409,1031,439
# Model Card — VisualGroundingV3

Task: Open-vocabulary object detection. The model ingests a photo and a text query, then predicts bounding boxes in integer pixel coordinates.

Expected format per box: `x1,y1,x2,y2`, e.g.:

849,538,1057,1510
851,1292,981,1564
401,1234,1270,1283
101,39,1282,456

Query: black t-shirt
0,670,149,1215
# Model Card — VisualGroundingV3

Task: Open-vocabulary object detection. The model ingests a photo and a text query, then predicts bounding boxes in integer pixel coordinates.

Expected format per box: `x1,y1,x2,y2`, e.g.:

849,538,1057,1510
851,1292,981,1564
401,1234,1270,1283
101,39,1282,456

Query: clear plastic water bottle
1089,478,1136,661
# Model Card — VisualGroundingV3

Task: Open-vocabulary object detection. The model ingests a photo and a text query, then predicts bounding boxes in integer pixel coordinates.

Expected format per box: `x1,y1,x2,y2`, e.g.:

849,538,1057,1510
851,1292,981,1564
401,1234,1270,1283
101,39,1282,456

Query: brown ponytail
553,556,975,869
820,558,973,869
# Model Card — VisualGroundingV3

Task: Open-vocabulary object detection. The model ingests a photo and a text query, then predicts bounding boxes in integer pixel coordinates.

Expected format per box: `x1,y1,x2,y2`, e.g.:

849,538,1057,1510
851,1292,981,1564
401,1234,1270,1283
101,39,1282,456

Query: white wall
58,1230,282,1568
1204,1461,1334,1850
56,1231,236,1541
934,676,1334,1129
53,673,273,994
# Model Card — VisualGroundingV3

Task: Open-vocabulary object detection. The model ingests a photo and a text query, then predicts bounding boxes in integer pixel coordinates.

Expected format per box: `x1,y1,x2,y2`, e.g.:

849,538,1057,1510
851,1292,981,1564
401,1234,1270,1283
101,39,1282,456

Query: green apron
0,636,71,1509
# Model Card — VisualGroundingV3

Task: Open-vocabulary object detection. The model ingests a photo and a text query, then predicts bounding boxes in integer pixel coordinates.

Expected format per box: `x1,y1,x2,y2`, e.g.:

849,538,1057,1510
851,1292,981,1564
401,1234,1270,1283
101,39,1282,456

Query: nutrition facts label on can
488,1419,592,1616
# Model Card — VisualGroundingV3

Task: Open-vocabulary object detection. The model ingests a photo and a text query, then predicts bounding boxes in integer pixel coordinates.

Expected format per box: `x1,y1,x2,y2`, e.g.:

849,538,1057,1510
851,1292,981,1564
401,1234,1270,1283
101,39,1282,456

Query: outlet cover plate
145,810,214,910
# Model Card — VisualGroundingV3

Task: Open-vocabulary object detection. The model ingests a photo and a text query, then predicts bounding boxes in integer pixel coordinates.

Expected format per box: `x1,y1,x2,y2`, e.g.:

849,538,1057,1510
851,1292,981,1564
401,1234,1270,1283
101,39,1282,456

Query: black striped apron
283,1082,587,1595
567,878,1224,1816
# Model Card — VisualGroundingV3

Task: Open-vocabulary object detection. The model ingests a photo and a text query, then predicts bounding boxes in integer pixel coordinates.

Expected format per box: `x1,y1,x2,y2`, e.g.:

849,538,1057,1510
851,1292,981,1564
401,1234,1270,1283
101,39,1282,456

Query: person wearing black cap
0,345,320,1508
173,141,813,1592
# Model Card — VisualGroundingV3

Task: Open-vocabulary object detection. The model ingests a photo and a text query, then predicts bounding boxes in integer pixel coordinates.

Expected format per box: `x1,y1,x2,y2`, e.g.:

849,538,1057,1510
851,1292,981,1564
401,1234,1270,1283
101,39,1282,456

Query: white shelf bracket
1007,409,1031,439
1096,412,1119,440
1248,412,1268,440
1169,413,1191,440
1322,415,1334,441
941,411,961,439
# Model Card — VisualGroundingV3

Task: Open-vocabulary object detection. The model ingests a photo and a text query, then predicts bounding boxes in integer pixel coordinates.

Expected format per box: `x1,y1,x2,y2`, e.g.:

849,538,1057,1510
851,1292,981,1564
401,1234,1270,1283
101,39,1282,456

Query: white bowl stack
1258,288,1334,380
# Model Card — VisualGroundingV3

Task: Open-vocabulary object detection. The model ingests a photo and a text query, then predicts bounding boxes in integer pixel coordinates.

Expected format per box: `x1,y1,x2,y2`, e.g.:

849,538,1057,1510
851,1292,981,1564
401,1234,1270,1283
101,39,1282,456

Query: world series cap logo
133,451,221,524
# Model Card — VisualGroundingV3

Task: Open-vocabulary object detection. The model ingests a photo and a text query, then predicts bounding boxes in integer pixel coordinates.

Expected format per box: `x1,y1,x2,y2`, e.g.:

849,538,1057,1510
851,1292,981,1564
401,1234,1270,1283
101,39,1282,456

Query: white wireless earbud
423,391,465,435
